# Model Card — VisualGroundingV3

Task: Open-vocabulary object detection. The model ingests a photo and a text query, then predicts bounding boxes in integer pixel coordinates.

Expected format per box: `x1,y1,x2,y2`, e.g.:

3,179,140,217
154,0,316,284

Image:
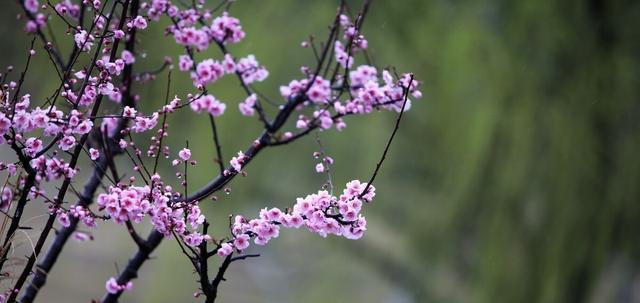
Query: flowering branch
0,1,423,302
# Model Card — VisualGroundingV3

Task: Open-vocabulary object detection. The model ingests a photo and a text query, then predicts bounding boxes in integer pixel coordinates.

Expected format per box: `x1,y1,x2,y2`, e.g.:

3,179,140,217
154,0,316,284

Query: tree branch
17,1,141,301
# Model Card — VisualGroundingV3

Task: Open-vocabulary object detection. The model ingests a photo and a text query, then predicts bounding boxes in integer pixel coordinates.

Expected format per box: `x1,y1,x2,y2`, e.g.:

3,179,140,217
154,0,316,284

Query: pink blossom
72,232,92,242
238,94,257,116
123,106,137,118
281,76,331,103
184,232,204,247
132,113,159,133
173,27,209,50
266,207,283,221
233,234,250,251
24,0,39,13
54,0,79,18
74,30,94,52
315,163,325,173
89,148,100,160
178,55,193,71
73,120,93,134
222,54,236,73
58,135,77,151
0,187,13,212
236,55,268,84
121,50,135,64
105,277,132,294
334,41,353,68
217,243,233,257
229,151,246,172
105,278,120,294
349,65,377,87
57,212,71,227
24,137,43,157
189,94,226,117
114,30,125,39
192,59,224,86
132,16,148,29
101,118,119,137
0,114,11,137
210,12,245,44
178,148,191,161
296,119,307,129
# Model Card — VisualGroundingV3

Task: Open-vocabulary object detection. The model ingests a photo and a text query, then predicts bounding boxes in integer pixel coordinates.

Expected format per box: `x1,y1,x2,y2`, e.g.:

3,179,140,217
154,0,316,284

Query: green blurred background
2,0,640,302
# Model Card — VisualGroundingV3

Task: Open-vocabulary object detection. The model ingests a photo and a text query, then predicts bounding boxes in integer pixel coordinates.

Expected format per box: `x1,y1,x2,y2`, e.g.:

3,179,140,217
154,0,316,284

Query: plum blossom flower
89,148,100,161
0,187,12,212
132,113,159,133
178,148,191,161
24,137,43,157
334,41,353,68
74,30,94,52
222,54,236,73
210,12,245,44
217,243,233,257
105,278,119,294
24,0,39,13
121,50,135,64
131,16,147,29
189,94,226,117
54,0,80,18
73,231,92,242
184,232,204,247
280,76,331,104
229,151,247,172
123,106,137,118
58,135,77,151
178,55,193,71
233,234,250,251
236,55,268,84
57,212,71,227
192,59,224,86
105,277,132,294
238,94,256,116
173,27,209,50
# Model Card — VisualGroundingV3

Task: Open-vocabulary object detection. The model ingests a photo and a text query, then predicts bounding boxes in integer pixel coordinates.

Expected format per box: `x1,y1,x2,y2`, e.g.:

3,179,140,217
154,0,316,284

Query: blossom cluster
95,171,207,243
282,67,422,132
163,7,269,119
172,11,245,50
214,180,375,256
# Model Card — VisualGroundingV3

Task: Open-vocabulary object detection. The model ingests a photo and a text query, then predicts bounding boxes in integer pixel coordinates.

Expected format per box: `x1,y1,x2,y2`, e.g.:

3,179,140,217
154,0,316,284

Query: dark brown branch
208,254,232,302
204,252,260,303
126,221,147,250
9,37,36,117
359,75,413,199
101,230,164,303
198,222,212,299
208,115,225,174
153,72,173,174
229,253,260,263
